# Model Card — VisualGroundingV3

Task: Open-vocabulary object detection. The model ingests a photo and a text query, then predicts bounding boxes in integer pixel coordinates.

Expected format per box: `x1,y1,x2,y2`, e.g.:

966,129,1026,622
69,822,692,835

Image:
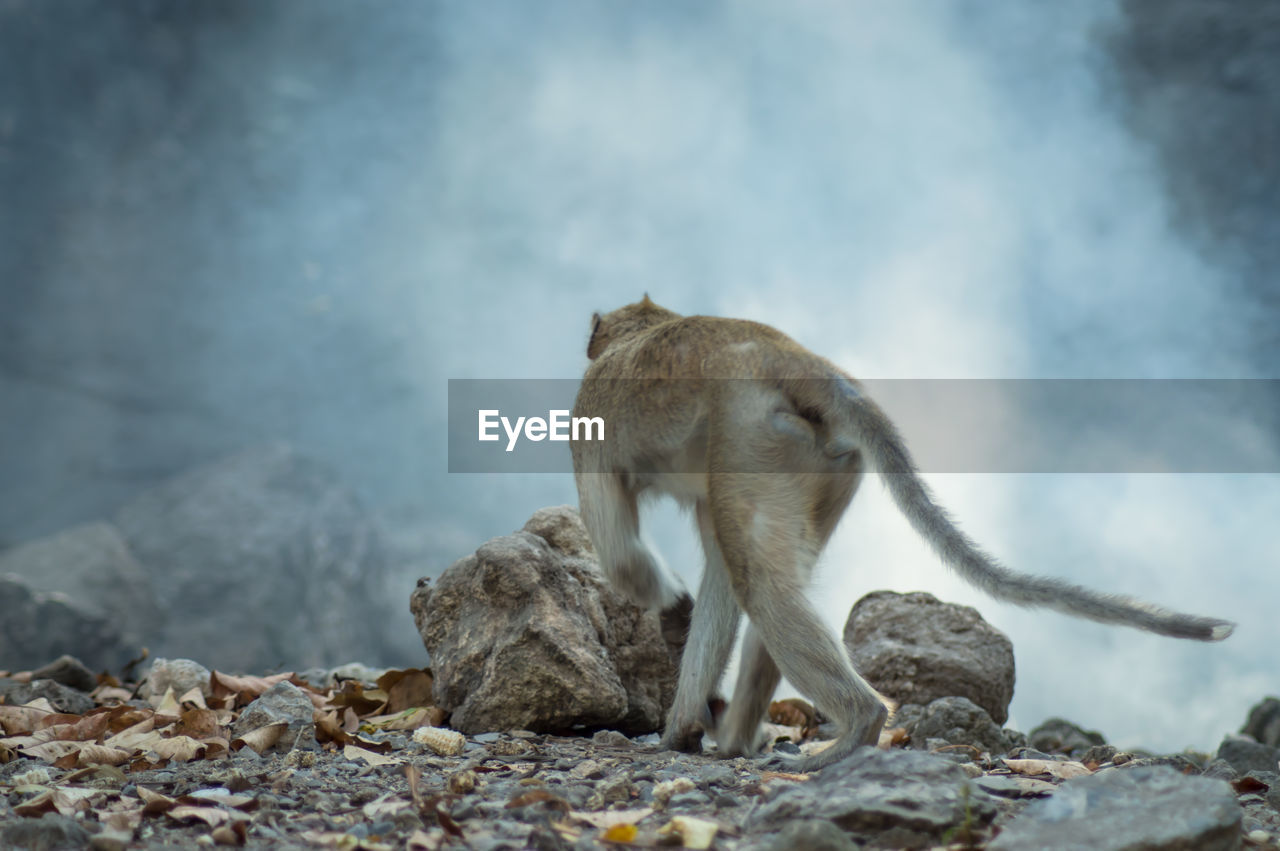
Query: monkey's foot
659,726,704,754
658,593,694,664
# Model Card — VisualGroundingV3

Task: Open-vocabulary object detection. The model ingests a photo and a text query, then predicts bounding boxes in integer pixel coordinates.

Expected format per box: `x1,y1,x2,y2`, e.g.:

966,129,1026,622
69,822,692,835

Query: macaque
571,296,1233,771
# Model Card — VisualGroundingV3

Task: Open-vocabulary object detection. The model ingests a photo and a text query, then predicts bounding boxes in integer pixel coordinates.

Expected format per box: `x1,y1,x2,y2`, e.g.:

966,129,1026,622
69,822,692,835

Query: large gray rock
114,444,400,671
413,505,676,735
843,591,1015,724
232,681,317,751
988,766,1241,851
749,748,998,848
909,696,1012,755
0,521,159,671
1217,735,1280,777
1243,697,1280,748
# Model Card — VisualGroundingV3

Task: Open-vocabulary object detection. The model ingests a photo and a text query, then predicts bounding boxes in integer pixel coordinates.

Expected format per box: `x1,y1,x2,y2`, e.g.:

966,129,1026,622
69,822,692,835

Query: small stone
654,777,697,807
448,769,478,794
592,730,630,748
144,658,214,701
232,681,317,752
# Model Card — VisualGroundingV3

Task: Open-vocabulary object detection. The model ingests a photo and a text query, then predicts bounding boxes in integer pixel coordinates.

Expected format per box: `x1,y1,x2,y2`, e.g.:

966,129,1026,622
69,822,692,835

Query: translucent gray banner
448,379,1280,473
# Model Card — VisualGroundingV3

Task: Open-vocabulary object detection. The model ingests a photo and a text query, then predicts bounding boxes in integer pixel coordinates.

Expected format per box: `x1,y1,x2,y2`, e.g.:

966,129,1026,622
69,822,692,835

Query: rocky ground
4,506,1279,849
2,653,1280,851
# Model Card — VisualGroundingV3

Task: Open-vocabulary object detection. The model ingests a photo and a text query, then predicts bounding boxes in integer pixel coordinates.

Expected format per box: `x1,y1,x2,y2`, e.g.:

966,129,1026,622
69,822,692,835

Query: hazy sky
3,1,1275,752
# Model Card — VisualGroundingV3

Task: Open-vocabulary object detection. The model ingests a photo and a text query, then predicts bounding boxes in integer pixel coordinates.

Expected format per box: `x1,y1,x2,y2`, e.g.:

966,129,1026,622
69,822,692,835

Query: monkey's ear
640,293,655,308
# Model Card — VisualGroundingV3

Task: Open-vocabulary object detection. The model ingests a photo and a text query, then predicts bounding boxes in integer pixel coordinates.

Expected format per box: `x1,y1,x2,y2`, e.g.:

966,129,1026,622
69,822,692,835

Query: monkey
570,296,1235,772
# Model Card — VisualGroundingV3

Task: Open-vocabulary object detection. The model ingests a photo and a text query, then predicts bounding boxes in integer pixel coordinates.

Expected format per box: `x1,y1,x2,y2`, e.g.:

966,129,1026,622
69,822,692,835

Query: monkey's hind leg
712,475,886,773
661,501,742,753
575,472,687,611
716,624,781,758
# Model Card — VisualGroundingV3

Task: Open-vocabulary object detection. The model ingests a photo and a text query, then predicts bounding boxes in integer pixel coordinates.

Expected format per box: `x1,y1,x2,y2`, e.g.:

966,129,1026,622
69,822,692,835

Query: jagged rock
114,444,400,671
0,678,94,714
907,696,1011,755
842,591,1015,724
1243,698,1280,748
0,522,159,671
988,766,1241,851
29,655,97,693
141,657,214,701
232,681,318,751
748,748,998,848
1027,717,1106,756
413,505,676,735
1218,735,1280,776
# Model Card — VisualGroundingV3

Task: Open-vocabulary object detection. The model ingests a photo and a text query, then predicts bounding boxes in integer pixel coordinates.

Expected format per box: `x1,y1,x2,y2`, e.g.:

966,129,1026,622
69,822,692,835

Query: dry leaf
657,815,720,849
230,721,287,755
212,820,248,846
173,708,221,739
769,697,816,731
406,829,444,851
137,786,178,814
361,792,411,819
1004,758,1092,780
152,686,182,718
19,740,82,762
178,687,208,710
314,710,352,745
376,668,434,714
167,805,233,827
343,743,402,766
152,735,207,762
329,681,388,717
571,807,654,829
101,805,144,832
209,671,296,704
360,707,442,732
73,743,133,767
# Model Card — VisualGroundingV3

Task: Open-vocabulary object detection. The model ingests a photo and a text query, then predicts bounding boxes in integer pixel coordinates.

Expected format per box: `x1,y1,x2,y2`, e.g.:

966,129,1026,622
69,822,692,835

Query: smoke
1,1,1274,750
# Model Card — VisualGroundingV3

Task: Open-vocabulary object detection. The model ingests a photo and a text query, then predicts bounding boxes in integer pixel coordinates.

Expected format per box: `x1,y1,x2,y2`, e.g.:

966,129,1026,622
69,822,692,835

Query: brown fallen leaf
152,686,182,719
167,805,236,828
72,743,133,767
178,687,208,710
329,681,388,717
0,700,56,734
343,743,403,766
376,668,434,714
212,819,248,846
209,671,297,706
13,786,98,817
172,708,221,739
18,740,82,762
314,709,352,745
230,722,287,755
769,697,817,733
360,707,443,732
137,785,178,815
152,735,207,762
656,815,720,849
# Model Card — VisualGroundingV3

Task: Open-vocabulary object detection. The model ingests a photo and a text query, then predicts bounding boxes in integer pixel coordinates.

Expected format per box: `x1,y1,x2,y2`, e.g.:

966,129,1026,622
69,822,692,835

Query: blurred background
0,0,1275,752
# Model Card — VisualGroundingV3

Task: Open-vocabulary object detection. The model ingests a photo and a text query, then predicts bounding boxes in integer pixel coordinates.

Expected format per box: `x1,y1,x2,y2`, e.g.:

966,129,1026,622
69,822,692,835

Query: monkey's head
586,295,681,360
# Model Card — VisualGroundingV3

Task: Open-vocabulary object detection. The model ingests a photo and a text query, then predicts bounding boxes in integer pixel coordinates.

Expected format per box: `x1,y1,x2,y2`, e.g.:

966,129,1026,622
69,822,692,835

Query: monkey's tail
840,385,1235,642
